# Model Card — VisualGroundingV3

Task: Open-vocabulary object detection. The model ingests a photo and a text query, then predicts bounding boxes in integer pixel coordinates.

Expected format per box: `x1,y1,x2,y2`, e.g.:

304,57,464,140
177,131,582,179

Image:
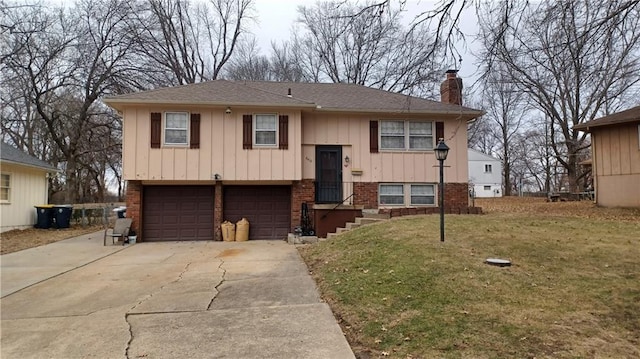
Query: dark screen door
315,146,342,203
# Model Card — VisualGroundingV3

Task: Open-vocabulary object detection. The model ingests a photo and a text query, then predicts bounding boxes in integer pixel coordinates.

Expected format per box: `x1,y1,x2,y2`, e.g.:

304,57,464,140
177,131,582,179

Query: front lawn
299,199,640,358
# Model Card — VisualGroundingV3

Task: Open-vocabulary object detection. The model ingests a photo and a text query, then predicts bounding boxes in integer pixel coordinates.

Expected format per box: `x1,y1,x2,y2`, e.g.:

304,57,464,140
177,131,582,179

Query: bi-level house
103,71,483,241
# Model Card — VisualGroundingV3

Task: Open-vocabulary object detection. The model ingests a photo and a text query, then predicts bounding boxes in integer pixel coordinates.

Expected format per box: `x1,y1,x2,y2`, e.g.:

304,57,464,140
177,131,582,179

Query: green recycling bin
53,205,74,228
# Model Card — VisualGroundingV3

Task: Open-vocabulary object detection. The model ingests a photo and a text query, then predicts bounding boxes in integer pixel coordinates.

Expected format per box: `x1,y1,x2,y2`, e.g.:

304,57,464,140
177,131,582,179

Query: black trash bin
34,205,54,229
115,207,127,218
53,205,74,228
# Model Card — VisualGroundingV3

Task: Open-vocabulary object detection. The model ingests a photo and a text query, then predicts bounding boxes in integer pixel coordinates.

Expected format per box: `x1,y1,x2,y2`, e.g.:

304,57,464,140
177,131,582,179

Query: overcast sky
250,0,481,84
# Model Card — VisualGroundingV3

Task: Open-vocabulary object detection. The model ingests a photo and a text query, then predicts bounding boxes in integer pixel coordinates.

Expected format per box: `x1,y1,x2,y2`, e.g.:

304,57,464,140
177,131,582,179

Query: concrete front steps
325,212,390,240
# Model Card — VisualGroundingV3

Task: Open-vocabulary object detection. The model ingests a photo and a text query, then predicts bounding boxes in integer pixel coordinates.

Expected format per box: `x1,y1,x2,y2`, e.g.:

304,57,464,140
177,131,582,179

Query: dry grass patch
0,225,103,254
300,198,640,358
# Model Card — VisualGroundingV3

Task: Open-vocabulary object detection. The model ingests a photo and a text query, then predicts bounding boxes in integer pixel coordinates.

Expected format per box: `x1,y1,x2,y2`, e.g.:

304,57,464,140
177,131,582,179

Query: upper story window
380,120,433,151
164,112,189,145
254,114,278,146
484,164,492,173
1,173,10,203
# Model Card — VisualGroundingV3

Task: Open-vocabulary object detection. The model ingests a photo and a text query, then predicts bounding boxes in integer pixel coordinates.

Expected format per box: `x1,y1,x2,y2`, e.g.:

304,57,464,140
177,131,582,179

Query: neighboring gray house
0,143,57,232
468,148,503,198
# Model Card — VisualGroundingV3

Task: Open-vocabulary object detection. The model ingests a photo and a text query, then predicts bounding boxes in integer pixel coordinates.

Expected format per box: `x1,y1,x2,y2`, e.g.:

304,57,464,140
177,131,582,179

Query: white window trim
379,120,434,152
379,183,437,207
253,113,278,148
163,111,189,146
1,172,11,203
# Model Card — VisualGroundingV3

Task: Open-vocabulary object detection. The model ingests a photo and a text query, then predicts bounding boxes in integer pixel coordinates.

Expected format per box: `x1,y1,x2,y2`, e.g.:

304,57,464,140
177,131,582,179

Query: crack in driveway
207,259,226,310
124,261,193,358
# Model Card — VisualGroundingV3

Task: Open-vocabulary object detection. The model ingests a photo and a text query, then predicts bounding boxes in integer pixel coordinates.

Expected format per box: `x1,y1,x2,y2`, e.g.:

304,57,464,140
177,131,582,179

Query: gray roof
1,142,58,172
104,80,483,118
573,105,640,131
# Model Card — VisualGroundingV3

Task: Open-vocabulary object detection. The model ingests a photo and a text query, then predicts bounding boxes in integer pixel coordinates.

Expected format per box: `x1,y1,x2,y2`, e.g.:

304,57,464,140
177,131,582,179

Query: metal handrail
320,193,355,219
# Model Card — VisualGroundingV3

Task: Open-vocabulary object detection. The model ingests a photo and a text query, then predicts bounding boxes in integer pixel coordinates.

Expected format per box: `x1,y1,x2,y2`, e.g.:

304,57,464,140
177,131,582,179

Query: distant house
0,143,58,232
573,106,640,207
468,149,503,198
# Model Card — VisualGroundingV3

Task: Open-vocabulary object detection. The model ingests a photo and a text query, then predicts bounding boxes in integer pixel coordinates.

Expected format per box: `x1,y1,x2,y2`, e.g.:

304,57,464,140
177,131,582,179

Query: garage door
224,186,291,240
143,186,214,241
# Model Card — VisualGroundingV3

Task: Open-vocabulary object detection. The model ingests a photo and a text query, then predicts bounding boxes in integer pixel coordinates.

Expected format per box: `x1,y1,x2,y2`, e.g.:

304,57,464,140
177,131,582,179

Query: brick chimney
440,69,463,105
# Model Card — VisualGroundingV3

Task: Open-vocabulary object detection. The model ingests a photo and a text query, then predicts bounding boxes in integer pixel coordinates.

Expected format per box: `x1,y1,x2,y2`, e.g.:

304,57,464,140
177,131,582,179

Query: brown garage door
224,186,291,240
143,186,214,241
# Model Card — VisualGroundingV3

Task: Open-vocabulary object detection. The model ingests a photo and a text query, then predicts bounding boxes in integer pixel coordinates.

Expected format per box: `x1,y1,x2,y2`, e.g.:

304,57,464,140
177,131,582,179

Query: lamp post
434,139,449,242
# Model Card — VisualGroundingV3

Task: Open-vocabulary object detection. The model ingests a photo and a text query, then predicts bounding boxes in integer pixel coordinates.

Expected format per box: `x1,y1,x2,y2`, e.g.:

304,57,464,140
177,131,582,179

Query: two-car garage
142,185,291,241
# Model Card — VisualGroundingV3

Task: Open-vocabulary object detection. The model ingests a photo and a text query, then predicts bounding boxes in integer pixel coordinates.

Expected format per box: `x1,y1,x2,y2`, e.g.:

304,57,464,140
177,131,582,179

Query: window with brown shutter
279,115,288,149
151,112,162,148
242,114,252,149
370,120,379,153
190,113,200,149
435,121,444,142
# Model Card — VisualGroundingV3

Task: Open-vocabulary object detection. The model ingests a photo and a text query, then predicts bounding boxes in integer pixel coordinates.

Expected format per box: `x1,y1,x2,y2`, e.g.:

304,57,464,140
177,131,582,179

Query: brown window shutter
151,112,162,148
369,120,378,153
435,121,444,142
190,113,200,149
278,115,289,149
242,114,252,149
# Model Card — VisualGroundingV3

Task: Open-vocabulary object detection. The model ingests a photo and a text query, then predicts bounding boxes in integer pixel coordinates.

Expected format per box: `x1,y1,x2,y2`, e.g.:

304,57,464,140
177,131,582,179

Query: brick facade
290,179,315,232
353,182,378,209
213,182,223,241
125,180,142,234
444,182,469,209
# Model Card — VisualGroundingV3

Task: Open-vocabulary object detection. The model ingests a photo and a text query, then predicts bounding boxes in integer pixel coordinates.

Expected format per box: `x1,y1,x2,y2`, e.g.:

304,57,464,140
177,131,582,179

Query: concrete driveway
0,236,355,359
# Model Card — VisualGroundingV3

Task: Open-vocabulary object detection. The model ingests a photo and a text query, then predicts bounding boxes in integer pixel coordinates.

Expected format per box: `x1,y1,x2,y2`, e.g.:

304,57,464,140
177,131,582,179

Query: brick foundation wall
291,179,315,232
444,182,469,209
353,182,378,209
125,180,142,234
214,182,223,241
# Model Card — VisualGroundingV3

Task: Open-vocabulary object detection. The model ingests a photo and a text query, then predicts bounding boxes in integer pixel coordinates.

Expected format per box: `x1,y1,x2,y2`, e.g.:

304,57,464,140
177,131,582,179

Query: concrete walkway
0,239,355,359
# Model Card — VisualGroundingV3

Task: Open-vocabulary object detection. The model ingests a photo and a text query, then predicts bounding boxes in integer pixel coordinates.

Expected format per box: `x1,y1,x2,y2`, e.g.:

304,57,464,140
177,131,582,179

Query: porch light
435,139,449,242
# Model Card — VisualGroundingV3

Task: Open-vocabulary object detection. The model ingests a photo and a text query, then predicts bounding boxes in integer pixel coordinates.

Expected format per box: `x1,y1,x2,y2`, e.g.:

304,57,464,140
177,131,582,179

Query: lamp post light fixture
434,139,449,242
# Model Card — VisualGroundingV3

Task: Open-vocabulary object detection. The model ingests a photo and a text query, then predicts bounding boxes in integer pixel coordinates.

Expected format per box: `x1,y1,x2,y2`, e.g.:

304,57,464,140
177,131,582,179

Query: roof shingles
104,80,482,116
1,142,57,172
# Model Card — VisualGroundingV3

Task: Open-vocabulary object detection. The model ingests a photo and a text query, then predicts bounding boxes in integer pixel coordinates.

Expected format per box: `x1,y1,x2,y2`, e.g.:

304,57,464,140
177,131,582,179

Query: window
379,184,404,205
254,114,278,146
380,120,433,150
484,164,492,173
164,112,189,145
1,173,10,203
379,183,436,206
484,185,491,191
410,184,435,205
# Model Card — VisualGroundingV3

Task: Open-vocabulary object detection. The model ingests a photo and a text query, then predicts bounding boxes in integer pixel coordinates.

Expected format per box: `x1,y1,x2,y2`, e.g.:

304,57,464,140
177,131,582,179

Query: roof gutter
0,159,59,173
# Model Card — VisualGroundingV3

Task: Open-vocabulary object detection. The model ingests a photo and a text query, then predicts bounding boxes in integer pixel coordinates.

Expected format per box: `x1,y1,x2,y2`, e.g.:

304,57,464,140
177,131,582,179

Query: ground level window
379,184,404,205
410,184,435,205
484,185,491,190
1,173,10,202
379,183,437,206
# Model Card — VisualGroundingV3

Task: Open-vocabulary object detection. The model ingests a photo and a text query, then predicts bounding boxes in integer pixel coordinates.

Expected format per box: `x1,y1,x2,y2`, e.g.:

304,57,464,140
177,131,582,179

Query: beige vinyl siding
0,163,49,232
592,123,640,207
302,113,469,184
123,106,302,181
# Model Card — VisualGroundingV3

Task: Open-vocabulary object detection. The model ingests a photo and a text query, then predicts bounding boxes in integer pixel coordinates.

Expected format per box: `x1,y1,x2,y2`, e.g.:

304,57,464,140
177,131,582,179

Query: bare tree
2,0,134,203
479,67,529,196
132,0,254,86
285,1,444,96
478,0,640,192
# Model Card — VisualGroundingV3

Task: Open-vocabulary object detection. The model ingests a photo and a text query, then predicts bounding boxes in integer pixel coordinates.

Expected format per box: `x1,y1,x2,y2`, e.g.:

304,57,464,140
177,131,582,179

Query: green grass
300,212,640,359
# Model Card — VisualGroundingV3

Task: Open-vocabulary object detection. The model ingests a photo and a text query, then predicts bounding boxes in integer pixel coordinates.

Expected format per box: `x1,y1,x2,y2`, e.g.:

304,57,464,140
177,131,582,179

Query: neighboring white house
468,148,503,198
0,143,57,232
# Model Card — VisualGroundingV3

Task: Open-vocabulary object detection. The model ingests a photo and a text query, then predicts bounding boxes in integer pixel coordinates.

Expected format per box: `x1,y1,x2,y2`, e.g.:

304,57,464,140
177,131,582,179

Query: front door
316,146,342,203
